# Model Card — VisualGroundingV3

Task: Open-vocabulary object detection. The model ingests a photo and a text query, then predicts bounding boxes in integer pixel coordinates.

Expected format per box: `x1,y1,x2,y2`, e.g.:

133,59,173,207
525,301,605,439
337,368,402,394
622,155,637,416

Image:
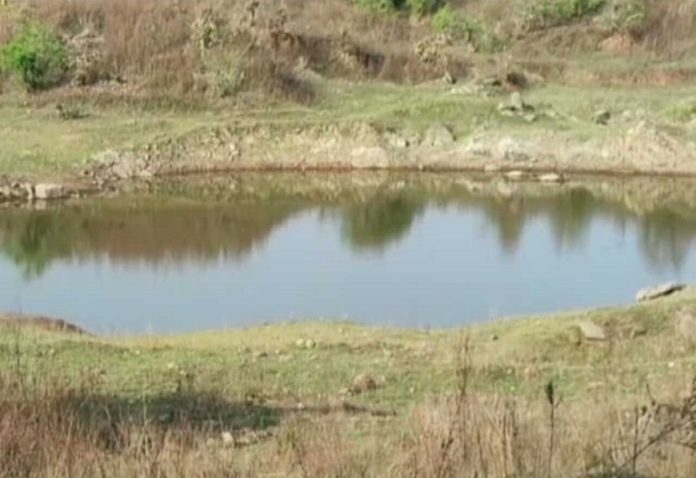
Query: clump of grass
666,97,696,122
407,0,445,16
522,0,607,31
432,5,504,52
354,0,406,14
607,0,649,37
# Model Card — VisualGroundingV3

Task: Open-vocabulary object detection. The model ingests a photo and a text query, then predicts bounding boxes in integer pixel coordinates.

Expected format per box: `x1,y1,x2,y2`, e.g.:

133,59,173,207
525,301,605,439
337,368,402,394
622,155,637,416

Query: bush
354,0,406,14
432,6,504,52
607,0,648,37
523,0,607,30
407,0,444,16
0,22,68,91
354,0,443,15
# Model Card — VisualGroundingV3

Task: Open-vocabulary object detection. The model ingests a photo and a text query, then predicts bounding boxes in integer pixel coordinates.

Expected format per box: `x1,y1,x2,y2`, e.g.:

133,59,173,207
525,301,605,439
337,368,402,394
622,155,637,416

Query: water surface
0,174,695,333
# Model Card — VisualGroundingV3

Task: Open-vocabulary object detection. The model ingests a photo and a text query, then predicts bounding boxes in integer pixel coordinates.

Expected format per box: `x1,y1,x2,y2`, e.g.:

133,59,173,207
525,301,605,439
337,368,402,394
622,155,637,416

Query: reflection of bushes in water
475,186,696,271
0,202,303,280
341,195,426,252
639,208,696,273
1,213,72,279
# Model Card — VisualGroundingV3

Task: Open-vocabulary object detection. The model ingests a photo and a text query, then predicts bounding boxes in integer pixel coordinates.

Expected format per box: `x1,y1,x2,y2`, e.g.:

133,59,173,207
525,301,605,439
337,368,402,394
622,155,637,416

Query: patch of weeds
354,0,443,16
354,0,406,14
432,5,505,52
603,0,649,37
666,98,696,122
56,102,88,120
0,21,68,91
406,0,444,16
522,0,607,31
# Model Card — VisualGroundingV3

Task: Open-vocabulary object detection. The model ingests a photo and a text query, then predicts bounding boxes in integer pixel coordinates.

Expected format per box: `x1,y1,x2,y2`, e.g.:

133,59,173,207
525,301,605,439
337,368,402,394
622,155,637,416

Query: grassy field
1,288,696,476
1,81,695,180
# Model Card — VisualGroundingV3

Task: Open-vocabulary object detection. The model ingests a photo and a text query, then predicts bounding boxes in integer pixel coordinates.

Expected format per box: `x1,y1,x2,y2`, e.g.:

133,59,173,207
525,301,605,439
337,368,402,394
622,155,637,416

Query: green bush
0,22,68,91
354,0,406,14
524,0,606,30
354,0,442,15
432,6,504,52
607,0,648,36
407,0,444,16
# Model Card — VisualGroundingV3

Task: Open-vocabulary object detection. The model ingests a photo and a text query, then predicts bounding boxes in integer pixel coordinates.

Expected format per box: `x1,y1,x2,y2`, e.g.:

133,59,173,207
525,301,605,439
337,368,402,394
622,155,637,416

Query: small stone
538,173,563,183
630,325,648,339
578,321,607,341
221,431,234,446
505,171,525,181
34,183,67,200
592,109,611,125
423,123,455,147
305,339,316,349
351,374,378,395
677,308,696,343
509,92,525,111
498,137,531,162
636,283,686,302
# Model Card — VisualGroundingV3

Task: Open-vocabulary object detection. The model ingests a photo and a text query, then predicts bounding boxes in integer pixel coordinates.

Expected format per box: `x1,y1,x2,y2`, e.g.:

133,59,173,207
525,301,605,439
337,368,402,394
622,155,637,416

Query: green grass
1,80,696,179
4,287,695,411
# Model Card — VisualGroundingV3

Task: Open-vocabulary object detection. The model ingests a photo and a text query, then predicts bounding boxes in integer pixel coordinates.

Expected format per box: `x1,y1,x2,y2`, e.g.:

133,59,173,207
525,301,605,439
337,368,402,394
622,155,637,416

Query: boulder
676,308,696,343
497,137,531,162
636,283,686,302
34,183,68,200
351,374,378,395
592,109,611,125
578,321,607,341
505,170,525,181
538,173,563,183
423,123,454,148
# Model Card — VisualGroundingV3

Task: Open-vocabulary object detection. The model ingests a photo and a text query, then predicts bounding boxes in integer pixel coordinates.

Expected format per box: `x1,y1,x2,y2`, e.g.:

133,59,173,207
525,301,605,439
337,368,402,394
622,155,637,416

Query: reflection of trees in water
0,185,695,279
340,196,426,252
1,214,72,279
638,209,696,273
455,187,696,271
0,201,303,280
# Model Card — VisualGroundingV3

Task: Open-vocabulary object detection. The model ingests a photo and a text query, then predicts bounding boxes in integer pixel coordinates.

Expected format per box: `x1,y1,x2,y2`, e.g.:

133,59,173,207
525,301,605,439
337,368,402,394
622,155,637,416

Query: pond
0,173,695,334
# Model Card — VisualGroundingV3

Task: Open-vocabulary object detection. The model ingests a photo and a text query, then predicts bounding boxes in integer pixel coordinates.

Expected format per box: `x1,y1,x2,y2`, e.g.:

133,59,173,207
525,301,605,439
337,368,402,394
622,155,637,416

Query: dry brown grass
2,344,696,478
643,0,696,58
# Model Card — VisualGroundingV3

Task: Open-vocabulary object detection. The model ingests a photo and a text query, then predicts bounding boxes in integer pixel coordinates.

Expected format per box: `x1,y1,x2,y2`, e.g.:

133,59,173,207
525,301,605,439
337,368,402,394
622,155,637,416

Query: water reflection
0,177,695,278
340,196,426,252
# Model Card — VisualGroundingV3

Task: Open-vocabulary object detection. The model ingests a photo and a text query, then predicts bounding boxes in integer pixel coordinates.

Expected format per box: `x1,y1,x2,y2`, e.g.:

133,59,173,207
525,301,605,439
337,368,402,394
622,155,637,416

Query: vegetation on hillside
0,0,694,104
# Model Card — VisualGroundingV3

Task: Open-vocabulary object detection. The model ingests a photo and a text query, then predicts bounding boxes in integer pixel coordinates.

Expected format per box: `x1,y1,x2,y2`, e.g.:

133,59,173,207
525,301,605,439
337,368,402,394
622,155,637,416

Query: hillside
0,0,695,193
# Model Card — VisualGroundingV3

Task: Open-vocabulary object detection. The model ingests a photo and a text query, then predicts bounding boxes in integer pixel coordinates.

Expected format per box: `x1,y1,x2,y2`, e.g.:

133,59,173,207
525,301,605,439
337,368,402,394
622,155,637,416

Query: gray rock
498,137,531,162
677,308,696,343
592,109,611,125
636,283,686,302
578,321,607,341
510,92,525,111
505,170,525,180
351,374,378,395
34,183,67,200
423,123,455,147
538,173,563,183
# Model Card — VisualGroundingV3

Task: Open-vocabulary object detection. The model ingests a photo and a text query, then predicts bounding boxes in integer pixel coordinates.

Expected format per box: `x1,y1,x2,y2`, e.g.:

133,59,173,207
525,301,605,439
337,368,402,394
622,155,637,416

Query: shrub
0,22,68,91
407,0,444,16
523,0,607,30
607,0,648,37
432,6,504,52
354,0,406,14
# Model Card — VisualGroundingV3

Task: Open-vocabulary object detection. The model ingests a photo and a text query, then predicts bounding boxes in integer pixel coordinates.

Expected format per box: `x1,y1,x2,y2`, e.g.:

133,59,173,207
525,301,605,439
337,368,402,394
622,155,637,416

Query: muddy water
0,174,695,334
